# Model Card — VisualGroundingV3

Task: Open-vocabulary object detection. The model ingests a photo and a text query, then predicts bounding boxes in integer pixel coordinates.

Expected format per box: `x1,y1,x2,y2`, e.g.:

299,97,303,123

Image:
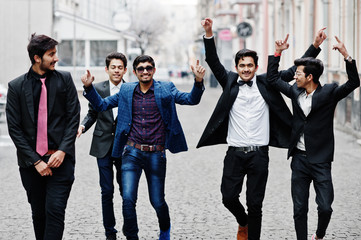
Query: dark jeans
291,153,334,240
121,145,170,240
19,155,75,240
97,153,122,237
221,147,269,240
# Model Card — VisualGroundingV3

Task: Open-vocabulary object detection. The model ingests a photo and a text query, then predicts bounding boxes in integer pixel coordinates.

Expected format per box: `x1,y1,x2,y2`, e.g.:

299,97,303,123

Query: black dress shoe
106,233,116,240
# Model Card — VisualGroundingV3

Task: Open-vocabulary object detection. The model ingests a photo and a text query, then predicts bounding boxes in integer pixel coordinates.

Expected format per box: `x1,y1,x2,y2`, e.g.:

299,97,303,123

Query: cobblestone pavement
1,82,360,239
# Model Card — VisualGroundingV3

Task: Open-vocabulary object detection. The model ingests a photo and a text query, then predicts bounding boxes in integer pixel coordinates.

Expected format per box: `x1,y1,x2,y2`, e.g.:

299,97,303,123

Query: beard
39,61,55,73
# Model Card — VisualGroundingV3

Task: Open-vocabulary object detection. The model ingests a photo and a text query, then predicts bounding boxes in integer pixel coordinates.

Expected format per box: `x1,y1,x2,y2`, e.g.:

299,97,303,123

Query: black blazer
81,80,119,158
197,37,321,149
267,56,360,163
6,68,80,168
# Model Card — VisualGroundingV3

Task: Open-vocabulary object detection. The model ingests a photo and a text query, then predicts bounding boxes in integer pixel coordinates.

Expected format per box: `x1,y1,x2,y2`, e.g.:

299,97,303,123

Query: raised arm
267,39,294,98
201,18,213,38
332,36,360,100
279,28,326,81
81,70,119,112
201,18,229,88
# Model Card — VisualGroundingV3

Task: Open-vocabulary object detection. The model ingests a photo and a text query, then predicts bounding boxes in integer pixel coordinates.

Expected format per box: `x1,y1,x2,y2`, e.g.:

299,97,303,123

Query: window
90,40,117,66
57,40,85,66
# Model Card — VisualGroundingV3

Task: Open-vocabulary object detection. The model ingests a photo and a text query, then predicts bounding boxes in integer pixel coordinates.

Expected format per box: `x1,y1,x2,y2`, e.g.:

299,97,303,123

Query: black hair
133,55,155,71
294,57,324,83
27,33,58,64
235,49,258,66
105,52,127,68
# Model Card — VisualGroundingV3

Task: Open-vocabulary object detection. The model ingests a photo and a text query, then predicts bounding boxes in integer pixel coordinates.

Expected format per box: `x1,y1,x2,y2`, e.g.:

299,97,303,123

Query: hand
77,125,84,138
201,18,213,38
81,70,95,87
313,27,327,48
275,34,289,54
47,150,66,168
35,161,53,177
190,60,206,82
332,36,349,58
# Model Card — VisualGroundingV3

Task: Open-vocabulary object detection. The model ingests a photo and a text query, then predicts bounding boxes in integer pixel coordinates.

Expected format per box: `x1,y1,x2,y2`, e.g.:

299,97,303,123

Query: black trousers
221,146,269,240
19,155,75,240
291,152,333,240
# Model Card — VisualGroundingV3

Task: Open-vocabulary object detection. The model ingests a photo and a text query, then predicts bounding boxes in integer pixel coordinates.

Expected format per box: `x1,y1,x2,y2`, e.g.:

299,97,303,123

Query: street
0,82,361,239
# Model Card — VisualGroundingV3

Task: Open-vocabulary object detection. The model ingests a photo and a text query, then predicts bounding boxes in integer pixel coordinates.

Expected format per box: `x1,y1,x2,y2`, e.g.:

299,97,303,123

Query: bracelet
274,52,282,57
34,160,42,166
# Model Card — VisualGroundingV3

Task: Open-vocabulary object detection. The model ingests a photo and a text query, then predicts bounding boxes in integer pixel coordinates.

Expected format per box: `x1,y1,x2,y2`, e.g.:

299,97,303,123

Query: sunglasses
136,66,154,73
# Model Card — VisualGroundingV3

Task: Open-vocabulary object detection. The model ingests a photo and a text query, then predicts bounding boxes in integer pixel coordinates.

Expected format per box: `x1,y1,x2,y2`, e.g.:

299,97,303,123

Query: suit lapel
229,73,239,105
47,74,57,116
102,81,114,120
23,74,35,123
308,84,322,115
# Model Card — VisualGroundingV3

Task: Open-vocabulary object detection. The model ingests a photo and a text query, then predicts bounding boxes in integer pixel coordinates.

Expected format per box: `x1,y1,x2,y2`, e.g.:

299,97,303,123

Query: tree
129,0,169,54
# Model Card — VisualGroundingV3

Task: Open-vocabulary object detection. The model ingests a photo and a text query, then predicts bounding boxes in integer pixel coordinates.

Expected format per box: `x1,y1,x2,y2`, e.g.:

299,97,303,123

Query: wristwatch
345,55,352,63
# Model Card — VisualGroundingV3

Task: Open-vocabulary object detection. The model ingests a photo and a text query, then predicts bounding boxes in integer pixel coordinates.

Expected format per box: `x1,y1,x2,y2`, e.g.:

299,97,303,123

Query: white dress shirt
109,80,121,120
227,75,270,147
296,89,315,150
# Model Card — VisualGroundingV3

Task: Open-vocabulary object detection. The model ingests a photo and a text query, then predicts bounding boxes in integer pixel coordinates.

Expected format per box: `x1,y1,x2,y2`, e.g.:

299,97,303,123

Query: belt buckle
140,145,148,151
244,147,251,153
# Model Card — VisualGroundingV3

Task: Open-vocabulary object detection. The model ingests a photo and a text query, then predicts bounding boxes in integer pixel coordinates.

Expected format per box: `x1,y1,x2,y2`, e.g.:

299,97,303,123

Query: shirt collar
109,80,121,90
135,82,154,93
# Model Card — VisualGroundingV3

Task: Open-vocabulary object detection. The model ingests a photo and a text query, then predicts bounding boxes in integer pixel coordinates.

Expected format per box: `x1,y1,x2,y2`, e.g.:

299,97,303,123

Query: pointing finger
334,36,341,43
284,34,289,43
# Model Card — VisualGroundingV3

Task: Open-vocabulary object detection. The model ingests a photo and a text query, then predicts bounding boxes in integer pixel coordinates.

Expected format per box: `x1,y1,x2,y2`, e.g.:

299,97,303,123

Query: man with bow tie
196,18,326,240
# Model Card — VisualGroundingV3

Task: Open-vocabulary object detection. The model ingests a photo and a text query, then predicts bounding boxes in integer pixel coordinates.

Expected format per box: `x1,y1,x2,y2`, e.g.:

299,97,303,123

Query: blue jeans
291,153,334,240
97,154,122,237
121,145,170,240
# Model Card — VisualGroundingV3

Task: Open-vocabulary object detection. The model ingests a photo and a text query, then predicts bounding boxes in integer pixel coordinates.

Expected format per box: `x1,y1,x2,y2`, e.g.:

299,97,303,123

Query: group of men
6,17,359,240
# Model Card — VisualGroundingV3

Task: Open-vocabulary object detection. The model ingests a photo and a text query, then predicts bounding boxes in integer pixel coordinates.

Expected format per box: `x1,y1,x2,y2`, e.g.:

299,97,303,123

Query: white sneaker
311,233,323,240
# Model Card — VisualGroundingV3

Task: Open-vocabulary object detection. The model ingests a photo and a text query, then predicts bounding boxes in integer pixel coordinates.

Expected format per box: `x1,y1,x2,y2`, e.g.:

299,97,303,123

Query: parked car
0,84,7,118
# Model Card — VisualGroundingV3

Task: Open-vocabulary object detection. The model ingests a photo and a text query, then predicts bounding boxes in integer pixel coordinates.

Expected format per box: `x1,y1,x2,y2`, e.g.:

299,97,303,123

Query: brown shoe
237,225,248,240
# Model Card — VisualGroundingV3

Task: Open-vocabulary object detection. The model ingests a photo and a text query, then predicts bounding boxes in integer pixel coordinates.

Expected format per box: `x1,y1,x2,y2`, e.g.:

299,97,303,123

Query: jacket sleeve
83,84,118,112
172,81,204,105
334,59,360,101
279,44,322,82
81,102,98,133
6,81,40,166
58,72,80,155
267,55,294,98
204,37,230,89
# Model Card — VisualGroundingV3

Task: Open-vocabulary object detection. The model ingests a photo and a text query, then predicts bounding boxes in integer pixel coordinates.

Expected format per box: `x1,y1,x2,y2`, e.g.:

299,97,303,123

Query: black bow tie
238,80,253,87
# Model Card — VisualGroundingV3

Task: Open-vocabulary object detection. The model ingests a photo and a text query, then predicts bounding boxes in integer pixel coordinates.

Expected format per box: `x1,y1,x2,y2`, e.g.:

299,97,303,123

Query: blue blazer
84,80,204,157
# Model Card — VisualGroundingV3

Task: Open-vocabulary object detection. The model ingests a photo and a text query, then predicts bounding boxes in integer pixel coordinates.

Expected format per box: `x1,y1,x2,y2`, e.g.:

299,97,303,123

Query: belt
294,148,307,156
44,149,57,156
229,145,268,153
126,140,164,152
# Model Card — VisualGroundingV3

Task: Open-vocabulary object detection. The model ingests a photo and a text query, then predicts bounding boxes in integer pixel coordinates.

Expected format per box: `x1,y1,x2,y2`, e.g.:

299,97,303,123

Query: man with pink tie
6,33,80,240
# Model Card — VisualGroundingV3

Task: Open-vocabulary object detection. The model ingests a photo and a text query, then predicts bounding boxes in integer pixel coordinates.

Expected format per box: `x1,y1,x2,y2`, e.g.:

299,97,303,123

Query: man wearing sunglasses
81,55,205,240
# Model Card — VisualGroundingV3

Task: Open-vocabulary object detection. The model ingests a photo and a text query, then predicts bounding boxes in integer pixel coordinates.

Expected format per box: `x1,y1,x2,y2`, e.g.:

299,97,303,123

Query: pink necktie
36,77,48,156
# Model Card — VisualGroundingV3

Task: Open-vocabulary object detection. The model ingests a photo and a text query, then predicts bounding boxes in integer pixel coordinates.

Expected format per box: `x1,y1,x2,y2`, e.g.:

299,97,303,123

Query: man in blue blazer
267,36,360,240
81,55,205,240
